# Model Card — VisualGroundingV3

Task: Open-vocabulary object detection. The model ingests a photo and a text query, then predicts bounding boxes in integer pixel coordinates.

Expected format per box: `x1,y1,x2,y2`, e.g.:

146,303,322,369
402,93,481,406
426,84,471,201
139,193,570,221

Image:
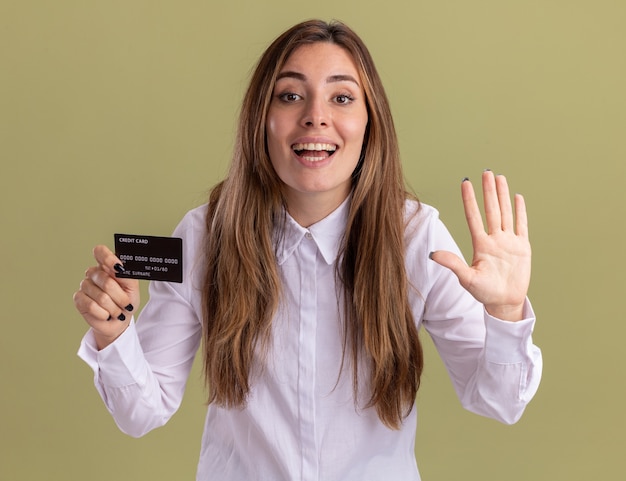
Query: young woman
74,19,542,480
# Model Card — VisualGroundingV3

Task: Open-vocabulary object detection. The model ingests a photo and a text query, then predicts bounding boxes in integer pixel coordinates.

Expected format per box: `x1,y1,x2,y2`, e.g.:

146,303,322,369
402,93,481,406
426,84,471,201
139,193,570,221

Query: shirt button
305,232,313,240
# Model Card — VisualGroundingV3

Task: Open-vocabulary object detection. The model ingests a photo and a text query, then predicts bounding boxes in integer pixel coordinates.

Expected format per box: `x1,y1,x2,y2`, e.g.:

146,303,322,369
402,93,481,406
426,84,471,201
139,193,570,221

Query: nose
301,96,328,128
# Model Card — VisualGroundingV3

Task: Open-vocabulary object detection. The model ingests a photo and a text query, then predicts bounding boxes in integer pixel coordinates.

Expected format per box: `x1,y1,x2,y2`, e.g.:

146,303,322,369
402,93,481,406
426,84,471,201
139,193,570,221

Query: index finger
461,177,486,238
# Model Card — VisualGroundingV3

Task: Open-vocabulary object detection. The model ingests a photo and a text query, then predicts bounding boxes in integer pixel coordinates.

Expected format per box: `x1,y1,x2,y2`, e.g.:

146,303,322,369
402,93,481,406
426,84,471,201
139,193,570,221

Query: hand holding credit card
114,234,183,283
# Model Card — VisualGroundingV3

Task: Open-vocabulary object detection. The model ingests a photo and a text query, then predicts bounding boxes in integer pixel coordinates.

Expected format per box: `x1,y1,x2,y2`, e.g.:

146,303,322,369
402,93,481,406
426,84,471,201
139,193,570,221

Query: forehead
279,42,361,77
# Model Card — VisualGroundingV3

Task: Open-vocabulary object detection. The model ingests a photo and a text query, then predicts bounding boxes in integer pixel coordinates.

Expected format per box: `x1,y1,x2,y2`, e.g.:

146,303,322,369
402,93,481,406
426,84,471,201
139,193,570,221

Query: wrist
93,324,129,350
485,302,526,322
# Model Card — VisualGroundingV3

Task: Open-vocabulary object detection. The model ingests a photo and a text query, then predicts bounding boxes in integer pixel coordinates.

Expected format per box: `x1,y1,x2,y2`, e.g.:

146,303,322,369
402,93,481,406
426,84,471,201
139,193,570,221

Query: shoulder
172,203,209,239
402,199,465,300
179,203,209,227
403,198,460,259
403,199,442,237
172,204,209,284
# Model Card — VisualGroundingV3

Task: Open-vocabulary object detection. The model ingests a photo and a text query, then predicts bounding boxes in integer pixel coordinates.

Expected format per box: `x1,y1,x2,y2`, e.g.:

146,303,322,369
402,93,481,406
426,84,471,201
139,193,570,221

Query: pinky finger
514,193,529,238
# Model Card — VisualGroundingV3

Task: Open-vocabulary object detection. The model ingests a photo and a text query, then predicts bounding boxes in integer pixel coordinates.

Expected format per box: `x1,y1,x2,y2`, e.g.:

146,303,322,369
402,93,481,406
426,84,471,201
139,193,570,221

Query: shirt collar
275,195,351,266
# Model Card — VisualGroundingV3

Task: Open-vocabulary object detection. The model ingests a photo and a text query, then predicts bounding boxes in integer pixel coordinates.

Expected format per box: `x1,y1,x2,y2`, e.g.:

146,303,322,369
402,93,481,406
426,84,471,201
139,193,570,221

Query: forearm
438,301,542,424
78,319,199,437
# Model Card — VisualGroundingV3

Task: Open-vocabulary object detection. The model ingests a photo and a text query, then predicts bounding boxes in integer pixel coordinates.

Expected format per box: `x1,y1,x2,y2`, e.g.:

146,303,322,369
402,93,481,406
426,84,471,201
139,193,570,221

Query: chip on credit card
114,233,183,283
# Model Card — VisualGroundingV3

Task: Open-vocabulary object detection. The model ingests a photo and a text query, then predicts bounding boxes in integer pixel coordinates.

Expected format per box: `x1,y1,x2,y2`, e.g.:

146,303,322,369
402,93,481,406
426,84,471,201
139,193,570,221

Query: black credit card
114,233,183,283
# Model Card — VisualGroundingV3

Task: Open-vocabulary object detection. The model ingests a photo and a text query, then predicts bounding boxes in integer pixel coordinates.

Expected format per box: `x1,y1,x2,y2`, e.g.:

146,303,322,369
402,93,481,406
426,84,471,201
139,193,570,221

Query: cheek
343,106,368,139
265,117,281,160
266,112,290,150
265,118,290,182
344,116,368,150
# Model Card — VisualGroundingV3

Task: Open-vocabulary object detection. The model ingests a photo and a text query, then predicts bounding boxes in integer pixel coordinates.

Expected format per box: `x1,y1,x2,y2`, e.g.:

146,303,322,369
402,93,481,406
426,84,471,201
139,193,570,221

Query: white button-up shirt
79,197,542,481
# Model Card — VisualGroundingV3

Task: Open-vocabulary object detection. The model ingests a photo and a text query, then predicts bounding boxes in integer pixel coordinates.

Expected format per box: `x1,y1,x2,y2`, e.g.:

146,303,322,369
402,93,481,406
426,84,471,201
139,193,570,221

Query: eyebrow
276,71,360,86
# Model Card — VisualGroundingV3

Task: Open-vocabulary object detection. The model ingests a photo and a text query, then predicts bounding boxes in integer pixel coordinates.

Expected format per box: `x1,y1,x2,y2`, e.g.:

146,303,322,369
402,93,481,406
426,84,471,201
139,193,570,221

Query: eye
278,92,302,103
334,94,355,105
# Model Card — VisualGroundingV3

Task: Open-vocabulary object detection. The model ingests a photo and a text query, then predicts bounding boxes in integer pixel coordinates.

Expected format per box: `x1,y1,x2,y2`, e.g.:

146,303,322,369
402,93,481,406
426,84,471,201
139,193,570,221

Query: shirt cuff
77,319,148,388
483,298,536,364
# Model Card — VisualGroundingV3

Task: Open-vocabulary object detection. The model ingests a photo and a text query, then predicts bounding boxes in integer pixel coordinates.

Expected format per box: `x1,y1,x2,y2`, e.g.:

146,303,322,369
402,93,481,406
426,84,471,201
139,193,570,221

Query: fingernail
125,304,134,312
484,168,492,172
114,263,126,274
107,315,112,321
117,313,126,321
428,251,434,260
462,177,469,183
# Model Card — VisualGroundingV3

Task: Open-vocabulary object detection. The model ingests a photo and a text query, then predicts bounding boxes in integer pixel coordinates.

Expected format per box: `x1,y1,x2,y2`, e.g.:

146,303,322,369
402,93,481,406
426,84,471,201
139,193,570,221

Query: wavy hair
202,19,422,429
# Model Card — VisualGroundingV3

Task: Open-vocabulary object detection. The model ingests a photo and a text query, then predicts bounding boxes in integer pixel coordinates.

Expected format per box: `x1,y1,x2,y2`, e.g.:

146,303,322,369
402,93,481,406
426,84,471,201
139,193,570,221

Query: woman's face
266,42,369,225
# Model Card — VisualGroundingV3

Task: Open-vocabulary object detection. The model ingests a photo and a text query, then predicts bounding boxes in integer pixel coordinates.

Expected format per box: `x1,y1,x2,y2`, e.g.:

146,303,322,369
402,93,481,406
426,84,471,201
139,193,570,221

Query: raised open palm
430,170,531,321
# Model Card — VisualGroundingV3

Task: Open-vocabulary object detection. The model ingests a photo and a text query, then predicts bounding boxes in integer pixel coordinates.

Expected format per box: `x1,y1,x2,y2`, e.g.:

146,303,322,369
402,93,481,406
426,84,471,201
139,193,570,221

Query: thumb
429,250,472,287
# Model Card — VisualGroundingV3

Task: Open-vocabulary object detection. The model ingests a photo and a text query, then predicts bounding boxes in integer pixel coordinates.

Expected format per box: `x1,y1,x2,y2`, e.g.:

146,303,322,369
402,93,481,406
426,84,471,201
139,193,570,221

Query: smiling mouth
292,142,337,162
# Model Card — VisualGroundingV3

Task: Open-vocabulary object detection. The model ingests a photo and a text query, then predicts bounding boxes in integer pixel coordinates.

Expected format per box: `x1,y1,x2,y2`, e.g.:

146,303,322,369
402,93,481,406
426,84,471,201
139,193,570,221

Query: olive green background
1,0,624,479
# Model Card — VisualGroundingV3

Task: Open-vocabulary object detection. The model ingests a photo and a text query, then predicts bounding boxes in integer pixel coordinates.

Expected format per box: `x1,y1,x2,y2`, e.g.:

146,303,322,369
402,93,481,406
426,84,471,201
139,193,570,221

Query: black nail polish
114,263,125,274
428,251,434,260
125,304,134,312
117,313,126,321
462,177,469,183
107,315,112,321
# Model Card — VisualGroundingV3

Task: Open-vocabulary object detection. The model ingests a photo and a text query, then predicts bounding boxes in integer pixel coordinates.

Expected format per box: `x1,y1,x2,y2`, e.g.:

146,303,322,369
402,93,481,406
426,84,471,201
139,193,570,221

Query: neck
284,190,350,227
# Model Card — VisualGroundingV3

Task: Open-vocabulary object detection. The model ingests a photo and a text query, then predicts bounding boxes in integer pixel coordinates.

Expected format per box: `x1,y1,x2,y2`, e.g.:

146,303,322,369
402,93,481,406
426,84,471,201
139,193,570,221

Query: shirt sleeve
407,204,542,425
77,207,205,437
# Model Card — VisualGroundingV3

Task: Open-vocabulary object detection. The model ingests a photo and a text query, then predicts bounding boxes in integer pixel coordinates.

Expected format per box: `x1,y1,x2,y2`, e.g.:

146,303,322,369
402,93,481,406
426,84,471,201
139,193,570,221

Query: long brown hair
202,19,422,429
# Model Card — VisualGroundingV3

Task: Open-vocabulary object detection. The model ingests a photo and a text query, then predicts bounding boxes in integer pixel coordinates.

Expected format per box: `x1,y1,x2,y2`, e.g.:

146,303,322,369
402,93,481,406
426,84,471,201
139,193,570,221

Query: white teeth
292,142,337,152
